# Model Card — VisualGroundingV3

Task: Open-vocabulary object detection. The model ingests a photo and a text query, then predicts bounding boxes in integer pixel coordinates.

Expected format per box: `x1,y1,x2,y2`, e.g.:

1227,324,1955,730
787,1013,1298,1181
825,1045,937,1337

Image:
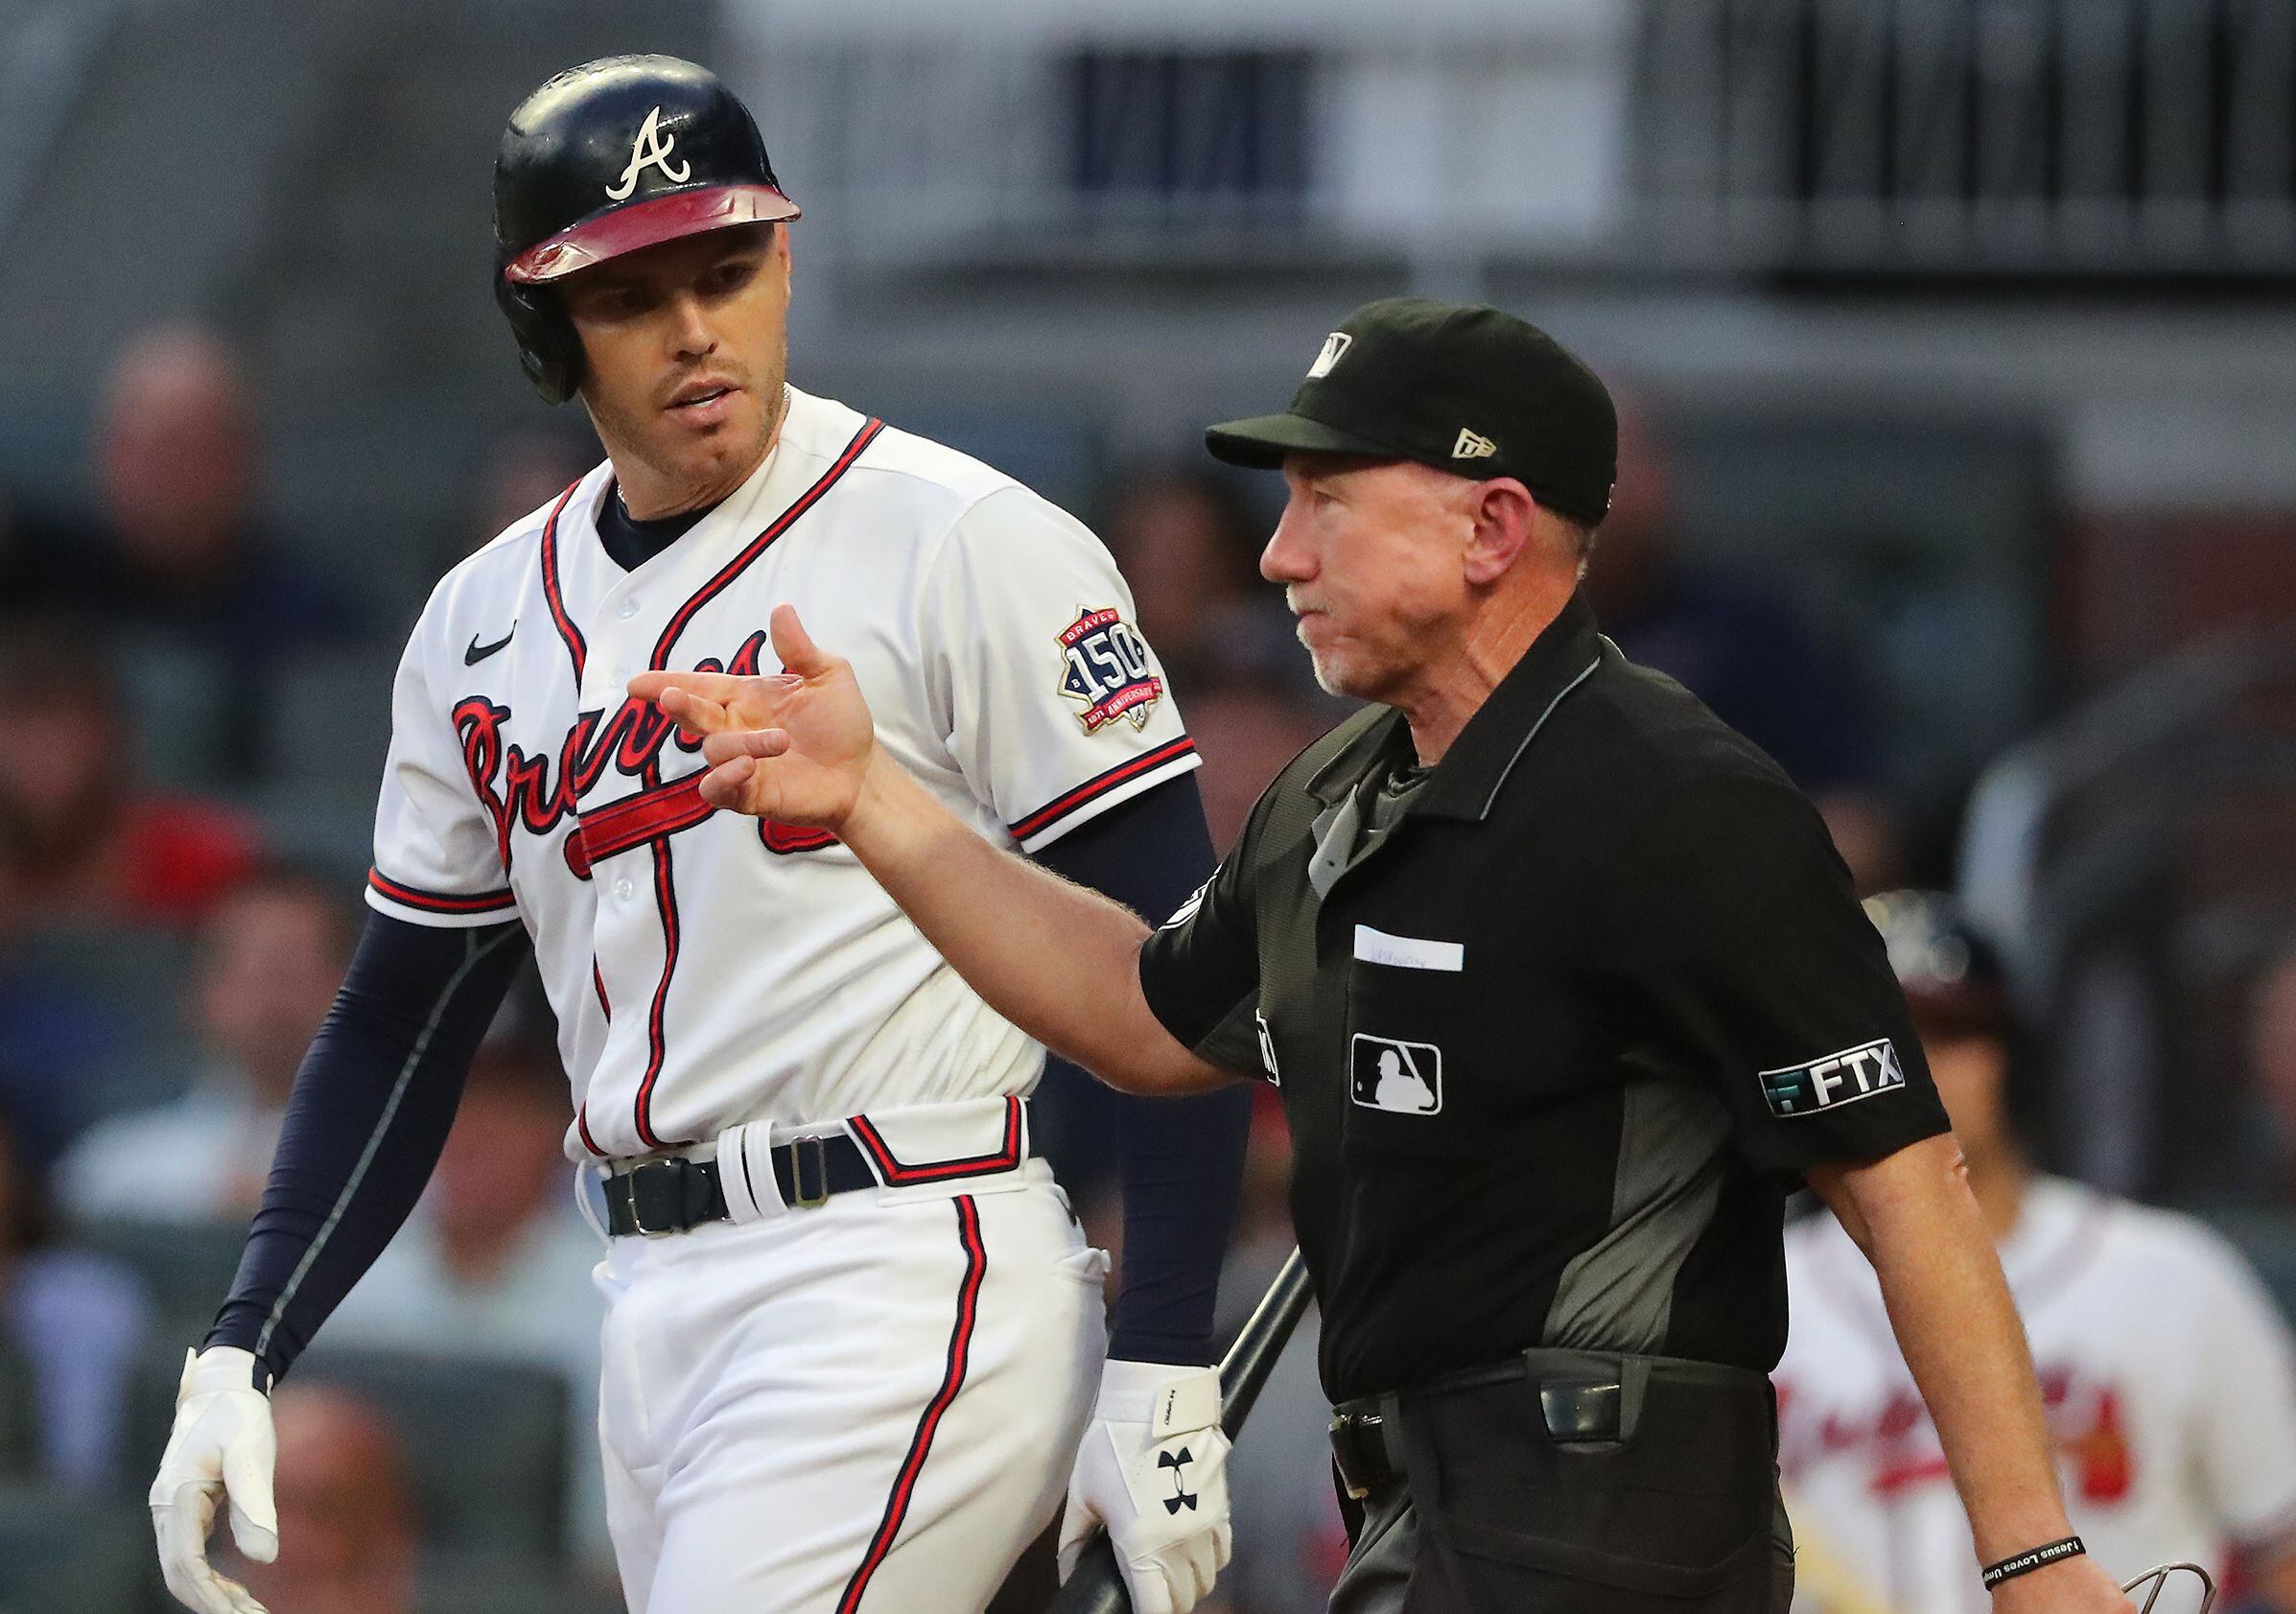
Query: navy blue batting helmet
493,55,799,404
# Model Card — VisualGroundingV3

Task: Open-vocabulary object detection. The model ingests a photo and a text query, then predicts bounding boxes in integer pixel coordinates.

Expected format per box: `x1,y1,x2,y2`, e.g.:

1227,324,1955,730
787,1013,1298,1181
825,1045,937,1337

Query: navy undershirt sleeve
1032,775,1252,1367
206,911,530,1388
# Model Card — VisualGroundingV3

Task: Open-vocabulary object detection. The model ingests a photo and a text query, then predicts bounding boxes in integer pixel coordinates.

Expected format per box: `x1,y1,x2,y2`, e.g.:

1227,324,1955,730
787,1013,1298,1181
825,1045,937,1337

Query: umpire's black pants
1326,1349,1794,1614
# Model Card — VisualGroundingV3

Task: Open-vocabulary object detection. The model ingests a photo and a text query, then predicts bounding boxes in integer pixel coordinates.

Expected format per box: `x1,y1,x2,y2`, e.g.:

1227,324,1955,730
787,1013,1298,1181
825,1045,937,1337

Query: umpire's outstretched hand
631,604,880,830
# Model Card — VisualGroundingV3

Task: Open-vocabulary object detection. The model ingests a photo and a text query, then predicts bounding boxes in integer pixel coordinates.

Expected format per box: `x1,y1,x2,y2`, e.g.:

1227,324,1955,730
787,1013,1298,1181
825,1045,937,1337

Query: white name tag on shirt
1352,924,1464,971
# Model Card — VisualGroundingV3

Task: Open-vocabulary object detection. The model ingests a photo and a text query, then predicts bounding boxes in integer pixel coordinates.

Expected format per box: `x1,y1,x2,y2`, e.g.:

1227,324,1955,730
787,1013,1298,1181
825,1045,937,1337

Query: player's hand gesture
631,604,879,830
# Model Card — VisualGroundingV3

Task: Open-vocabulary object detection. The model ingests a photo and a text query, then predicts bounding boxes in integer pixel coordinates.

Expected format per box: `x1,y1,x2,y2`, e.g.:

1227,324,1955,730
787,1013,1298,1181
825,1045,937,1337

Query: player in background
145,55,1248,1614
1776,890,2296,1614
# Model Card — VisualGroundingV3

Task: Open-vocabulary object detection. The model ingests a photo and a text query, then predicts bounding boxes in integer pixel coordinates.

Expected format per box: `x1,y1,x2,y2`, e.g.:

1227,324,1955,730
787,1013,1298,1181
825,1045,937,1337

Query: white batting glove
149,1346,278,1614
1059,1359,1232,1614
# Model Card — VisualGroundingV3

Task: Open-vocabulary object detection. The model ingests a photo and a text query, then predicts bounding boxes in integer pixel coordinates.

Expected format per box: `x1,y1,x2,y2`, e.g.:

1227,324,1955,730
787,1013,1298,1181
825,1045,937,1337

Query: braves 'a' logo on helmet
606,105,692,200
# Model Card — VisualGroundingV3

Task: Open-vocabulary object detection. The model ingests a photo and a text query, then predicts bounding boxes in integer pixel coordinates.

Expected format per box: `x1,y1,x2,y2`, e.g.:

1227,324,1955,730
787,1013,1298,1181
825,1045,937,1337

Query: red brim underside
504,185,803,284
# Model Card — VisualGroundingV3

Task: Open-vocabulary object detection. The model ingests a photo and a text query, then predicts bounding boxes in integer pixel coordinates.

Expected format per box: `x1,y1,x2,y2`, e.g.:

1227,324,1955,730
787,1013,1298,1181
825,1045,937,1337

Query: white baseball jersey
1776,1176,2296,1612
365,386,1200,1159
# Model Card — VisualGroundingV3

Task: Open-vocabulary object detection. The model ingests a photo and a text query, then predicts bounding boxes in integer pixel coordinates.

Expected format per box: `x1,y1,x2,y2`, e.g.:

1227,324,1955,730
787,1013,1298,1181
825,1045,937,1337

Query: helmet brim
504,184,801,284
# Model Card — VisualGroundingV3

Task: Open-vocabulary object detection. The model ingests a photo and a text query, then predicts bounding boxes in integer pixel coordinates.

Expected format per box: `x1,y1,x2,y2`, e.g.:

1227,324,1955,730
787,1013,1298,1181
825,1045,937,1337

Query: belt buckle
789,1134,832,1209
625,1161,682,1238
1327,1410,1384,1500
1540,1380,1624,1442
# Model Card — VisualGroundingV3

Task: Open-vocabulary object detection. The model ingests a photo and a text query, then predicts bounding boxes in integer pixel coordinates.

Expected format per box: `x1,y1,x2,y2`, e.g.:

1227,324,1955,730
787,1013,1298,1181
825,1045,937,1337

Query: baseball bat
1046,1248,1315,1614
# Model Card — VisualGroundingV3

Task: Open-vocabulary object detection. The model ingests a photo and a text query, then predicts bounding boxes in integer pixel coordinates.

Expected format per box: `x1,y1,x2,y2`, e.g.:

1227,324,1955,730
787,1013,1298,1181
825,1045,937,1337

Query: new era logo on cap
1452,427,1497,460
1306,332,1353,379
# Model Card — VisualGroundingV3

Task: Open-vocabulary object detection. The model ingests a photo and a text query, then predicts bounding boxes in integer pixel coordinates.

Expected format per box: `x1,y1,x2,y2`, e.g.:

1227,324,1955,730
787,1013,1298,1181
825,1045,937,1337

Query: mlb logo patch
1761,1039,1906,1118
1349,1035,1441,1115
1057,606,1163,734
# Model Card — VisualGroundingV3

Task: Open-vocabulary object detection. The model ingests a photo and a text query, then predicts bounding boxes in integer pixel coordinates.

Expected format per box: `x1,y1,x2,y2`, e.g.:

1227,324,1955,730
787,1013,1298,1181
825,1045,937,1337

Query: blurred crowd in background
5,1,2296,1611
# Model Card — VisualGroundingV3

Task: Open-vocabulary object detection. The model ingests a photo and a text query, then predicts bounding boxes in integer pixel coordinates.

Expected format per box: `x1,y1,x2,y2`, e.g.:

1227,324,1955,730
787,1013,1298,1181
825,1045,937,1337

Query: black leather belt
1328,1360,1632,1500
604,1133,879,1235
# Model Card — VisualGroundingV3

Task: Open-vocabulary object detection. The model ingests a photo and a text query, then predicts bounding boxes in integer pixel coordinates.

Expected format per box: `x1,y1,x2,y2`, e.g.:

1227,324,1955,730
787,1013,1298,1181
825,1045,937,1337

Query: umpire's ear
1460,476,1541,588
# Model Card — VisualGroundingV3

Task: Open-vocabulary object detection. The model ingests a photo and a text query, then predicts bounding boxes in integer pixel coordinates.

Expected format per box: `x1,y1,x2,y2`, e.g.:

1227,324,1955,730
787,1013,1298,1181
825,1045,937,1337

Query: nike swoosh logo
464,622,517,666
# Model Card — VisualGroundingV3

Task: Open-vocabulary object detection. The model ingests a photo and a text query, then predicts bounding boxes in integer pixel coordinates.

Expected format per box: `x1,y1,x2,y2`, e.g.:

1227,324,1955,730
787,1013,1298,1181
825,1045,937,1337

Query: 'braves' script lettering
453,630,818,876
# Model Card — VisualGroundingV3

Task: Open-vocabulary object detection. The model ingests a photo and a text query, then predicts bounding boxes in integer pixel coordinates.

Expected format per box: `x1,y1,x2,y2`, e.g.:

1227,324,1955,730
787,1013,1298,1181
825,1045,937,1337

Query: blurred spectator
59,866,351,1223
229,1382,418,1614
1216,1093,1346,1614
464,428,595,559
1183,681,1333,853
326,1032,612,1572
1778,893,2296,1613
89,324,364,778
0,618,258,929
2250,945,2296,1200
0,1102,151,1493
0,480,109,618
0,493,19,603
1583,401,1902,893
0,849,133,1160
1102,467,1311,700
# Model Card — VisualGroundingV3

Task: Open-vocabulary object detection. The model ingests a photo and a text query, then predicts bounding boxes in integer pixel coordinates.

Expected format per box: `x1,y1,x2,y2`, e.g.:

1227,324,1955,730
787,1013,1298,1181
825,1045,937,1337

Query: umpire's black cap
1205,297,1618,526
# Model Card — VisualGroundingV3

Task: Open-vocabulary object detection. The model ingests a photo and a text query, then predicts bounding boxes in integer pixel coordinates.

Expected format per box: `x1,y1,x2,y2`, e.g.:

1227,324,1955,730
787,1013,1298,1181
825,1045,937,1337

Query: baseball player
1777,891,2296,1614
146,55,1249,1614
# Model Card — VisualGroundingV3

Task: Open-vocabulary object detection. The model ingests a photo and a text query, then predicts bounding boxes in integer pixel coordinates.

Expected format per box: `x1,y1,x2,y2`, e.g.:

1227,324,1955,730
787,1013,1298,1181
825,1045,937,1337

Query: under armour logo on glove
1061,1360,1233,1614
1160,1446,1197,1513
606,105,692,199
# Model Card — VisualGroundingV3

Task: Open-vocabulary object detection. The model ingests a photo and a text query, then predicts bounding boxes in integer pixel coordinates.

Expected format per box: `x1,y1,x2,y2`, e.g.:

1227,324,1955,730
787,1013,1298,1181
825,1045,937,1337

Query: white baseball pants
594,1145,1105,1614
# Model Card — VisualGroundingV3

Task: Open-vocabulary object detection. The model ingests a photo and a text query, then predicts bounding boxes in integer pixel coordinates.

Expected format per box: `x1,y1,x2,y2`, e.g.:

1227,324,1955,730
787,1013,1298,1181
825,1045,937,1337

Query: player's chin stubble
584,365,784,515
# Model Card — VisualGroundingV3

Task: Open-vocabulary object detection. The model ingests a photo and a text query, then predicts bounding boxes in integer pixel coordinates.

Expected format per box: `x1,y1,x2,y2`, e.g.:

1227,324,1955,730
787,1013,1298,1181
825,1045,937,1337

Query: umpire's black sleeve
206,911,529,1388
1033,774,1252,1367
1586,771,1951,1177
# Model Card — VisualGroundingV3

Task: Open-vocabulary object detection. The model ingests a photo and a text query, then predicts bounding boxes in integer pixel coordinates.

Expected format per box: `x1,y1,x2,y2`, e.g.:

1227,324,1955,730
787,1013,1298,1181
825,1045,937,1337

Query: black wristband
1980,1536,2086,1590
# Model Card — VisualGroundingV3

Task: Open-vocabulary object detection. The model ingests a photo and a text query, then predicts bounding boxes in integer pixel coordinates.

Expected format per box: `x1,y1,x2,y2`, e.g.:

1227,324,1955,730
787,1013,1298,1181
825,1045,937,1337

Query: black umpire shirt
1138,592,1951,1402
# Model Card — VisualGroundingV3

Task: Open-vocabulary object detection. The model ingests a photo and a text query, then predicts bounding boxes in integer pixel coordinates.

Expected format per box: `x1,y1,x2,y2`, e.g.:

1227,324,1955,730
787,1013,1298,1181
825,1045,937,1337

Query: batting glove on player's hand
150,1345,278,1614
1060,1359,1232,1614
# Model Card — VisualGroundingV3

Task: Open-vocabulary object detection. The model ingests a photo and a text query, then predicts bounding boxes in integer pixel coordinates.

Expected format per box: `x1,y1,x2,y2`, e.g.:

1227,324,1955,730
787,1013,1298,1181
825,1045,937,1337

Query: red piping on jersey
630,836,686,1149
761,820,837,854
847,1096,1024,1185
649,417,884,670
590,960,611,1020
1007,737,1198,843
614,418,879,1154
566,775,717,878
574,1103,604,1157
366,869,517,916
538,479,588,681
836,1195,986,1614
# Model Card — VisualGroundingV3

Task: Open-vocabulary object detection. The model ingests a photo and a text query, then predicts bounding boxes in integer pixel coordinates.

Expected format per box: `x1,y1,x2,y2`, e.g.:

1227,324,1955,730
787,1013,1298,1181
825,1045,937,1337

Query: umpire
637,298,2133,1614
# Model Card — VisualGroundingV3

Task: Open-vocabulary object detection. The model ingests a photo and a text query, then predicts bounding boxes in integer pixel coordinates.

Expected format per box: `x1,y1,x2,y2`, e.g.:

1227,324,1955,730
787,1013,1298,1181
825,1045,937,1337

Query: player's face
1261,454,1478,702
560,223,792,518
